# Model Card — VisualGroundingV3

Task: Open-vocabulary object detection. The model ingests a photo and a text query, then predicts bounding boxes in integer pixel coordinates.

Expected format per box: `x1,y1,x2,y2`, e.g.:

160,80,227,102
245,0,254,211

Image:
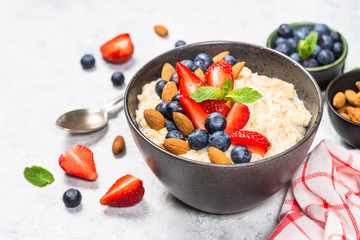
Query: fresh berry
194,53,213,70
278,24,293,38
275,43,291,56
165,101,183,119
311,45,321,58
317,49,335,65
290,52,303,63
181,60,196,72
303,58,319,68
175,40,186,47
298,26,312,35
193,60,207,73
313,24,330,36
100,174,145,207
63,188,82,208
166,130,185,141
198,100,230,117
100,33,134,63
275,37,287,46
293,30,307,40
286,38,298,52
230,130,271,157
222,55,236,66
331,32,341,43
231,146,251,163
80,54,95,69
169,72,179,87
177,62,206,96
58,145,98,180
318,34,333,50
205,61,234,90
208,131,231,152
155,101,169,116
188,129,209,150
332,42,343,58
166,120,178,131
179,95,208,130
224,102,250,135
171,94,181,102
111,72,125,87
205,112,227,134
155,80,168,97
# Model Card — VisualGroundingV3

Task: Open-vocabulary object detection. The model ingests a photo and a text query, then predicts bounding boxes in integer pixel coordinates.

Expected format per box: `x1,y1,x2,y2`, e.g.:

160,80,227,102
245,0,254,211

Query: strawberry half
179,95,209,130
205,61,234,90
231,130,271,157
59,145,98,180
100,174,145,207
177,62,206,96
100,33,134,63
224,102,250,135
198,100,230,117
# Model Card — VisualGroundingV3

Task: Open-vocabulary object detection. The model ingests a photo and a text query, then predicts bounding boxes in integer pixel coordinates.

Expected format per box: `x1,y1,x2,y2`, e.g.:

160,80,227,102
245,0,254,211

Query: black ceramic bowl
125,41,323,214
267,22,348,90
326,70,360,148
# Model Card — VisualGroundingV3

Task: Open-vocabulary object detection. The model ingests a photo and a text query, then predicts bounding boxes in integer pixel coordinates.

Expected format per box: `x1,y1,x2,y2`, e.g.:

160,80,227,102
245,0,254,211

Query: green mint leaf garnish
190,86,224,102
24,166,54,187
297,33,318,60
225,87,262,103
351,67,360,71
222,79,233,94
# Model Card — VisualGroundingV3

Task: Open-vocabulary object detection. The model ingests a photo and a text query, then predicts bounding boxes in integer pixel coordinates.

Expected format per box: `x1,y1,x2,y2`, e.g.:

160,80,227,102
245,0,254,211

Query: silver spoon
56,94,124,133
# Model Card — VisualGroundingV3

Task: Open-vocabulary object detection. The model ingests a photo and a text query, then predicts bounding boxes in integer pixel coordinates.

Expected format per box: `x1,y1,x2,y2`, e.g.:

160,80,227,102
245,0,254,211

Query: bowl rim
325,69,360,127
266,21,348,72
124,40,323,169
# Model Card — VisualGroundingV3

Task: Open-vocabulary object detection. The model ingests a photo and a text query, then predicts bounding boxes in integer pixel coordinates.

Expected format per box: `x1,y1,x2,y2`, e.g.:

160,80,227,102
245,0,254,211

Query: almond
356,81,360,91
208,147,233,164
340,112,350,120
212,51,229,62
172,112,195,136
345,90,360,106
161,63,176,81
163,138,190,155
232,61,245,79
144,109,165,130
346,106,360,123
226,101,234,109
333,92,346,109
162,81,178,102
154,25,168,37
112,135,125,155
194,68,205,82
337,103,349,114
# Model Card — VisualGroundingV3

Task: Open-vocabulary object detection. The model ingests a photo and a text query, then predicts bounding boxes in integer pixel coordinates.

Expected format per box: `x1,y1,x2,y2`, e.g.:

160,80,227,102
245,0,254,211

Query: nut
226,101,234,109
194,68,205,82
337,103,349,114
212,51,229,63
154,25,168,37
346,106,360,123
333,92,346,109
208,147,233,164
144,109,165,130
161,81,178,102
232,61,245,79
163,138,190,155
356,81,360,91
340,112,350,120
345,90,360,106
112,135,125,155
161,63,175,81
172,112,195,136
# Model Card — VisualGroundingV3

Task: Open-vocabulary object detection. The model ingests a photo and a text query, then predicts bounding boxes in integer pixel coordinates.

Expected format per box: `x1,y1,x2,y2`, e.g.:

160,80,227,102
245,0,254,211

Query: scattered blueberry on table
175,40,186,47
111,71,125,87
80,54,95,69
63,188,82,208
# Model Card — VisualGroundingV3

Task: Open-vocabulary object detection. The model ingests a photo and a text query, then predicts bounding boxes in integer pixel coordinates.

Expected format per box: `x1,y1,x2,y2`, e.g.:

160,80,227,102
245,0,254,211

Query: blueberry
155,80,168,97
278,24,293,38
181,60,196,72
331,32,341,43
193,60,207,73
222,55,236,66
205,112,227,134
171,94,181,102
332,42,343,58
111,72,125,87
209,131,231,152
317,49,335,65
166,130,185,141
169,71,179,87
165,101,183,119
275,37,287,46
231,146,251,163
63,188,82,208
155,101,169,116
286,38,298,52
313,24,330,36
298,26,312,35
290,52,303,63
318,34,333,50
80,54,95,69
311,45,321,58
303,58,319,68
188,129,210,150
275,43,291,56
175,40,186,47
293,30,307,40
166,120,178,131
194,53,213,70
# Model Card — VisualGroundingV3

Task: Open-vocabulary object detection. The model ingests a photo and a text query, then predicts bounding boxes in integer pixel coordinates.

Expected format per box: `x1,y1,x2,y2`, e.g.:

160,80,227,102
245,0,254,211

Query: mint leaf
297,33,318,60
225,87,262,103
24,166,54,187
351,67,360,71
222,79,233,94
190,86,224,102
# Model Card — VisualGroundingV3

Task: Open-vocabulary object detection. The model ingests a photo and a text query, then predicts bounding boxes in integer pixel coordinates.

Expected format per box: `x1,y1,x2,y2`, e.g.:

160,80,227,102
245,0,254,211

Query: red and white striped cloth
270,139,360,240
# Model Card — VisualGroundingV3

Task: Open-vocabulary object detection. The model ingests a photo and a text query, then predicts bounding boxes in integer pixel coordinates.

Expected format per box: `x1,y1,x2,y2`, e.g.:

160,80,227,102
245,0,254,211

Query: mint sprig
297,33,318,60
225,87,262,103
24,166,54,187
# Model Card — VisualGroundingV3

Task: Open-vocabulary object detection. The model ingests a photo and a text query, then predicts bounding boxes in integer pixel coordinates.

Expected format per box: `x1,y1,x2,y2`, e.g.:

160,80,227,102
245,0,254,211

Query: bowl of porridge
124,41,323,214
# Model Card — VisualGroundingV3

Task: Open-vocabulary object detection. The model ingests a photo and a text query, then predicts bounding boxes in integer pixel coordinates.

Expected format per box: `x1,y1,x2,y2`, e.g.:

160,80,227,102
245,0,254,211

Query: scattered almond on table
154,25,168,37
112,135,125,155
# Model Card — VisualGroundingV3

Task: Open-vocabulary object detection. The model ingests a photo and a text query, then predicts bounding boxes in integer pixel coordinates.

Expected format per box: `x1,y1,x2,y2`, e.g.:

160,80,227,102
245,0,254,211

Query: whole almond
356,81,360,91
162,81,178,102
333,92,346,109
163,138,190,155
212,51,229,62
346,106,360,123
154,25,168,37
161,63,176,81
337,103,349,114
112,135,125,155
172,112,195,136
208,147,233,164
144,109,165,130
340,112,351,120
345,90,360,106
232,61,245,79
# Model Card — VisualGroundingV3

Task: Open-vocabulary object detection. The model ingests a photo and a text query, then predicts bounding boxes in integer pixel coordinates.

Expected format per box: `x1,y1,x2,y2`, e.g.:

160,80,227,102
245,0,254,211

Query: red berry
205,61,234,90
100,33,134,63
224,102,250,135
177,62,206,96
179,95,209,130
198,100,230,117
230,130,271,157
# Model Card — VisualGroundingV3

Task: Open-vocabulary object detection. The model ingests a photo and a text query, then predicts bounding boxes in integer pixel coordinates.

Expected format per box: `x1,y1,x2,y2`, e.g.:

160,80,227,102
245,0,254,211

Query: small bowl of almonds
326,70,360,147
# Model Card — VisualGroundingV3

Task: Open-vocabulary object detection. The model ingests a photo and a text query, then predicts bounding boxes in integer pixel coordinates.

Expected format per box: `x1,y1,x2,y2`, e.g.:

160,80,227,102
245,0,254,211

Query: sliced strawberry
100,174,145,207
100,33,134,63
59,145,98,180
198,100,230,117
224,102,250,135
205,61,234,90
231,130,271,157
177,62,206,96
179,95,209,130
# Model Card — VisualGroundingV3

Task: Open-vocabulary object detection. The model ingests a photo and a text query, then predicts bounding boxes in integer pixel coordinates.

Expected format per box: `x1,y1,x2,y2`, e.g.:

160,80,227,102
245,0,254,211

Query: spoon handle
102,94,125,113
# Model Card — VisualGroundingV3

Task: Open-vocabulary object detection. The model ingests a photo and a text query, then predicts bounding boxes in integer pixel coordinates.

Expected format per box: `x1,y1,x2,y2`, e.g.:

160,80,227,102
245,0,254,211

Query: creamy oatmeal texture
136,67,312,162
